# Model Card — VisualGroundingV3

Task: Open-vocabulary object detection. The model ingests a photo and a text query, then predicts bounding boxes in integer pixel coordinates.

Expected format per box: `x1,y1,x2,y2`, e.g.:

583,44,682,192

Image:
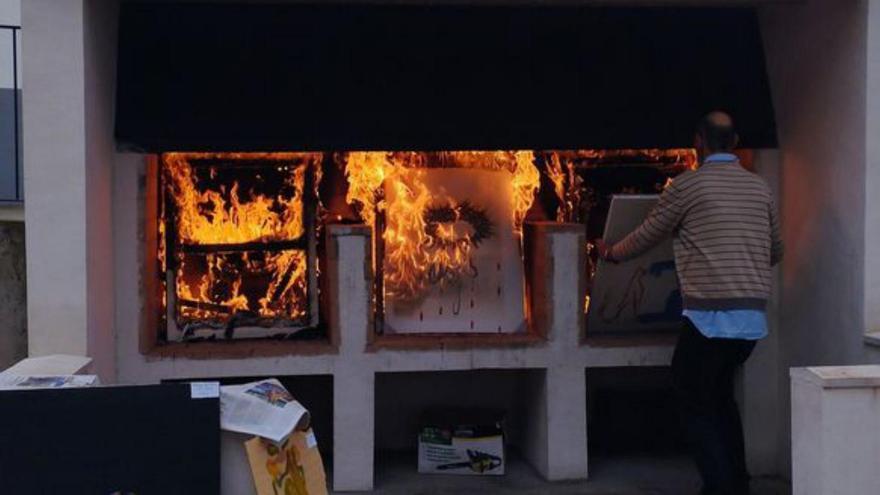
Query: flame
543,148,696,223
542,149,696,316
545,153,583,223
162,152,319,327
164,152,310,244
545,148,697,171
344,151,539,303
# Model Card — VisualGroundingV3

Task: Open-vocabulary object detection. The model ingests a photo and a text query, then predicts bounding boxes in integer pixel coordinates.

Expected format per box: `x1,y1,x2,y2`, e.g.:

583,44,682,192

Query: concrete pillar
333,369,375,491
327,225,376,491
520,367,588,481
545,366,589,480
21,0,117,379
790,366,880,495
22,0,89,359
520,225,589,481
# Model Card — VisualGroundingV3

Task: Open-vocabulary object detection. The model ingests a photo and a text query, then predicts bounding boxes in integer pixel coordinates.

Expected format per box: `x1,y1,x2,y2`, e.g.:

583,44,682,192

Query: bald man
597,112,783,495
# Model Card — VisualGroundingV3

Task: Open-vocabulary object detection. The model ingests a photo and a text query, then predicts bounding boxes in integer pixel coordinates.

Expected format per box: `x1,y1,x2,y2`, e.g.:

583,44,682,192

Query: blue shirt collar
703,152,739,164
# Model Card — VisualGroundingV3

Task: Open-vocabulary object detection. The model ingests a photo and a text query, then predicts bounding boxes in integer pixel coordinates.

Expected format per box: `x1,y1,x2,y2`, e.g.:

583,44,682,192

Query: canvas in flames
159,153,321,341
344,152,539,335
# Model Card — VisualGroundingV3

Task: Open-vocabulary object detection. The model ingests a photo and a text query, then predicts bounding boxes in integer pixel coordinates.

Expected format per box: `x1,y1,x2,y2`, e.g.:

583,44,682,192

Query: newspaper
1,354,93,376
220,379,310,444
0,374,100,390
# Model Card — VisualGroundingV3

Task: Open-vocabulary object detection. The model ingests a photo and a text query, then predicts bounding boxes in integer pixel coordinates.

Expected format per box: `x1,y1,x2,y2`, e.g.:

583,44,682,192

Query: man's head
695,111,738,158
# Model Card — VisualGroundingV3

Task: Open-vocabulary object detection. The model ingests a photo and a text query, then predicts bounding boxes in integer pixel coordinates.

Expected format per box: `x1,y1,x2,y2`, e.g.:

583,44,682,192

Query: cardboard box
417,409,505,476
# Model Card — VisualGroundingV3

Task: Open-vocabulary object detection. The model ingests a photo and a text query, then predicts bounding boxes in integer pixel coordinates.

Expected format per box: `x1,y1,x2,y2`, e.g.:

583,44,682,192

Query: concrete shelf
113,219,676,491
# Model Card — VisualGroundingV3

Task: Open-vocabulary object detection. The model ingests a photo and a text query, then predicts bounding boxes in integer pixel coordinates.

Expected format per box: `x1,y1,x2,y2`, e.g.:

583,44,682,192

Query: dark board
116,3,776,152
0,384,220,494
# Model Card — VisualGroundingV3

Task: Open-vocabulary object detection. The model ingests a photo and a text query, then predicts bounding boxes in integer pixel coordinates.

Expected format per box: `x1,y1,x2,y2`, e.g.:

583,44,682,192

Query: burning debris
159,152,321,340
150,148,696,341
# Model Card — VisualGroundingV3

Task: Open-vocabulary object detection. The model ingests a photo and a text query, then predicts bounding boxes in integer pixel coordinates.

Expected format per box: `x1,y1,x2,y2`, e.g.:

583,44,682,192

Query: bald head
696,111,738,155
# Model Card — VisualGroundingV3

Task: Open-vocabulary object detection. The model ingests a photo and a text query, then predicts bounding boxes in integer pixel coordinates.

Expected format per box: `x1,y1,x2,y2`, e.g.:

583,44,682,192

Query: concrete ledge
0,204,23,222
790,365,880,389
791,365,880,494
863,331,880,348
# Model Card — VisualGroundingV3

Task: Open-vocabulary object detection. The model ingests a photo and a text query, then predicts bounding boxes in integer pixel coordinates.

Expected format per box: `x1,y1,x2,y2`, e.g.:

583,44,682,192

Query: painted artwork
245,431,328,495
245,381,296,408
588,195,682,334
382,168,527,334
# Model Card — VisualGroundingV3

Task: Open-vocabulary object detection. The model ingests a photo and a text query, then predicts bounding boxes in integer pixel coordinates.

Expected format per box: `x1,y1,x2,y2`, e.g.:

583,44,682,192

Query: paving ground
347,453,791,495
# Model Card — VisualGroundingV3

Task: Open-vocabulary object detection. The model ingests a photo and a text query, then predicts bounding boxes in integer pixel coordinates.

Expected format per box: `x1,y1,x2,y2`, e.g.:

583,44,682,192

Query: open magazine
220,379,310,444
0,374,99,390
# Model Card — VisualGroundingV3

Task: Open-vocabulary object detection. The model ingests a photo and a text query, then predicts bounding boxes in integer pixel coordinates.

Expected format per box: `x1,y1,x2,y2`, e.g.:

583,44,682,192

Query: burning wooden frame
157,152,322,341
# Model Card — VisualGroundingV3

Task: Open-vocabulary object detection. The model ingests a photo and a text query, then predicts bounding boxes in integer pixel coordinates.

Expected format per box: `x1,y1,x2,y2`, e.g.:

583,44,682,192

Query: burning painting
344,152,539,334
159,152,322,341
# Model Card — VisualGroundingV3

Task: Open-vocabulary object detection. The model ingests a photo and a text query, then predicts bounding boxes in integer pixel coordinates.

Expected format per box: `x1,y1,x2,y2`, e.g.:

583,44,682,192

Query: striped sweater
609,158,783,311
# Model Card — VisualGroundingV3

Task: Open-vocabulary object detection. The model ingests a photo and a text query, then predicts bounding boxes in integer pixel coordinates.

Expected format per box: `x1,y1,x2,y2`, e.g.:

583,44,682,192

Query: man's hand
594,238,617,263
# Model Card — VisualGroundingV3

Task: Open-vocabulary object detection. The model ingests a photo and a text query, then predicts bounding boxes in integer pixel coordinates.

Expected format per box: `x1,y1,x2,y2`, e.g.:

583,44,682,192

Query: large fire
344,151,540,304
161,152,321,334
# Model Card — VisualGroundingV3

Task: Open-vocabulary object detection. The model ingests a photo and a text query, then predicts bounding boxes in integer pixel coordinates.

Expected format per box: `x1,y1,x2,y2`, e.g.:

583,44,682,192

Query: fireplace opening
543,149,698,336
145,148,734,346
157,152,322,342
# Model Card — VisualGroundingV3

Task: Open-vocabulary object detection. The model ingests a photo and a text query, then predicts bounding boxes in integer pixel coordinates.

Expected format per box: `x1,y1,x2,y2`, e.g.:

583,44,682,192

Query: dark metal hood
115,3,776,152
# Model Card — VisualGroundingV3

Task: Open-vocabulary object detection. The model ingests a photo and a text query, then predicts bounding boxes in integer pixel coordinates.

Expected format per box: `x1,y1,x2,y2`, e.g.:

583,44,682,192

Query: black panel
0,384,219,494
116,3,776,151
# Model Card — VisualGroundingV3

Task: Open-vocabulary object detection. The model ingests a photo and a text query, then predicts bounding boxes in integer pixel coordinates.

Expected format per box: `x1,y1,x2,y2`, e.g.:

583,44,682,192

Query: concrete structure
790,366,880,495
760,1,880,476
13,0,880,492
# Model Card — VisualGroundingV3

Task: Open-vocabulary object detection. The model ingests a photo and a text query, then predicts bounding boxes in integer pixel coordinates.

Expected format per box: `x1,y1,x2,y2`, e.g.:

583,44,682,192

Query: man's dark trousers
671,319,757,495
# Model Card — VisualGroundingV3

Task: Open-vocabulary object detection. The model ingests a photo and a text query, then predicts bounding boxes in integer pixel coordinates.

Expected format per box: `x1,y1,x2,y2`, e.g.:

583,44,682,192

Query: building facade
11,0,880,491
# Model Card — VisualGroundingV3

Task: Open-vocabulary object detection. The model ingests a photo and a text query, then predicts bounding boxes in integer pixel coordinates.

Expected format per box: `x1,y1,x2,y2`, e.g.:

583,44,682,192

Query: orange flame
162,152,320,326
543,148,697,222
345,151,539,303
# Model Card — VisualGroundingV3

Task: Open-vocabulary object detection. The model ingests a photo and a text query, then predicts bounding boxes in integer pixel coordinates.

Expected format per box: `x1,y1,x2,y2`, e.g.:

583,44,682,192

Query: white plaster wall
22,0,89,359
760,0,880,476
0,0,20,26
740,149,784,476
83,0,118,380
865,0,880,333
22,0,118,379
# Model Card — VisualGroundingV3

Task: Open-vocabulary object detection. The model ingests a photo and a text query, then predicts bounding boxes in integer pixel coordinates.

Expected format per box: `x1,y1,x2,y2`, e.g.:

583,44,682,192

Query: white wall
0,0,20,26
865,0,880,334
760,0,880,476
22,0,89,359
22,0,117,379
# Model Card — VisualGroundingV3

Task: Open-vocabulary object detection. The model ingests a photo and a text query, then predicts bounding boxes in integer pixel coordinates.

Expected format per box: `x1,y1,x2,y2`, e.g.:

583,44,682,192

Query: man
596,111,783,495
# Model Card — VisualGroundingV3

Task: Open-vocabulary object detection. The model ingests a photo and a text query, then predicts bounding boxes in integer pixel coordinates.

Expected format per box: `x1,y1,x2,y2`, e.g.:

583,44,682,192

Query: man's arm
769,196,784,266
605,182,686,262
